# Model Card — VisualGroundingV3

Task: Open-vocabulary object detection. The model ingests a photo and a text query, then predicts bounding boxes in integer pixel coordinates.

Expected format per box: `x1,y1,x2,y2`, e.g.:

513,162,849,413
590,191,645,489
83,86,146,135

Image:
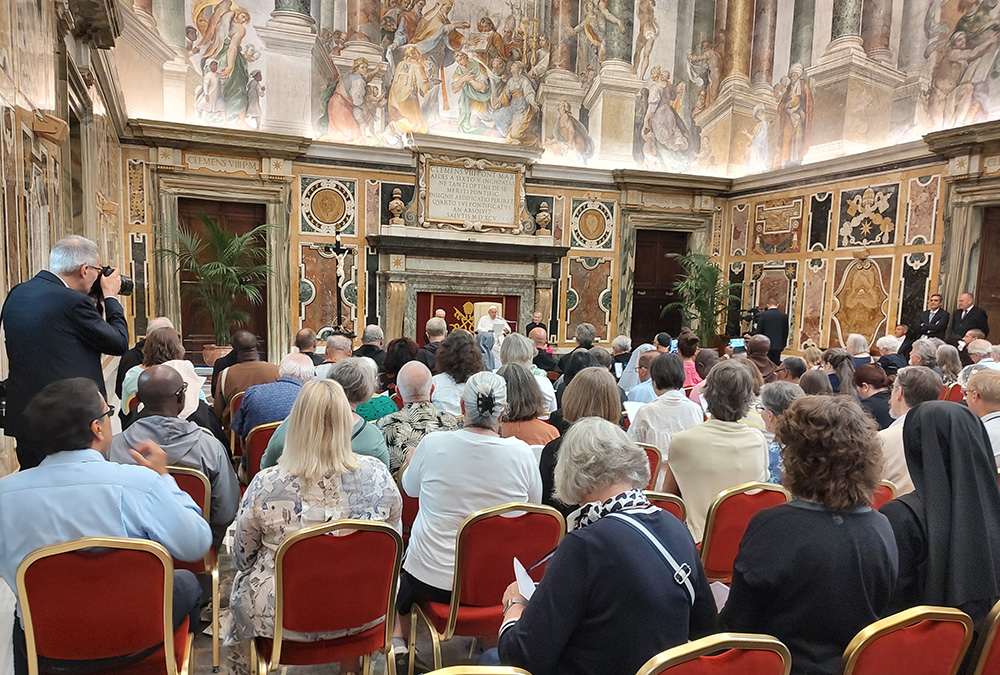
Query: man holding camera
2,236,130,469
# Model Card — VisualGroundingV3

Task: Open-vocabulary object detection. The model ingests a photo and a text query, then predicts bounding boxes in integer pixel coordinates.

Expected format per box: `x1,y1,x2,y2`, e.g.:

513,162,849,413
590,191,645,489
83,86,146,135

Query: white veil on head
618,343,655,393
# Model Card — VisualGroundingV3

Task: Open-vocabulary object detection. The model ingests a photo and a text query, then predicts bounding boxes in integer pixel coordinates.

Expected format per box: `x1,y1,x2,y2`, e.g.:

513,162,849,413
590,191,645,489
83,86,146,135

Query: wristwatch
503,597,527,614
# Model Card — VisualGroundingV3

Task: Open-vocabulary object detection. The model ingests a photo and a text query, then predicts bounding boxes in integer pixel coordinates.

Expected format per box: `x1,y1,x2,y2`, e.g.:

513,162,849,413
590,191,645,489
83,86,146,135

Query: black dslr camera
90,266,134,296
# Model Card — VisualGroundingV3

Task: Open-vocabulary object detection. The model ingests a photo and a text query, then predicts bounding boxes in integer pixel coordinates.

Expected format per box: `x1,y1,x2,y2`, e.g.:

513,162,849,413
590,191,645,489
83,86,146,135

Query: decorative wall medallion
831,256,892,346
837,184,899,248
300,177,357,235
127,159,146,226
569,199,615,249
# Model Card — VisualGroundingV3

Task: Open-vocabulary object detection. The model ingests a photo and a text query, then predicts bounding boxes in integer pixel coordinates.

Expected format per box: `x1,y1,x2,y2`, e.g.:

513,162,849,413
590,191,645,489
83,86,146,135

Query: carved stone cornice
126,119,313,159
925,119,1000,158
612,169,732,195
367,234,569,263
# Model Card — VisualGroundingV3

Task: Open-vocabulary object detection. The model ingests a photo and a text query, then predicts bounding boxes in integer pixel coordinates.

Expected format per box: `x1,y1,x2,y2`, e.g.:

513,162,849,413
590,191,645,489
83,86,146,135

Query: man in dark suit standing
916,293,949,339
2,236,129,469
951,292,990,339
754,300,789,364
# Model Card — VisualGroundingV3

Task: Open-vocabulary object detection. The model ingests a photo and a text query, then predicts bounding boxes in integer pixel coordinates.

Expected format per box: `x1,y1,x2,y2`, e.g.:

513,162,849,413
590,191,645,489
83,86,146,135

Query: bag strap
606,512,695,606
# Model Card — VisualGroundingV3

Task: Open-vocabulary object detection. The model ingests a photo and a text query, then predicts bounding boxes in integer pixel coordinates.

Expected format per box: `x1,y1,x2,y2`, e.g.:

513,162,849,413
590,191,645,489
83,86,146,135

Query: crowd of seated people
7,303,1000,675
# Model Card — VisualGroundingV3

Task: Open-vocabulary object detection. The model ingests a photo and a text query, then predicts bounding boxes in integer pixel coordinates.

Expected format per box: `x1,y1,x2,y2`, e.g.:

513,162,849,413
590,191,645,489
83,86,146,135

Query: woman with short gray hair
499,332,557,415
759,381,805,483
493,417,716,675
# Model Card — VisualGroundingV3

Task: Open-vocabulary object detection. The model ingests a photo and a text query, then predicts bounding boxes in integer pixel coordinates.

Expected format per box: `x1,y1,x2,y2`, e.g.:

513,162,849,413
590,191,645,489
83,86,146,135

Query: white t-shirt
431,372,465,415
983,411,1000,463
400,428,543,589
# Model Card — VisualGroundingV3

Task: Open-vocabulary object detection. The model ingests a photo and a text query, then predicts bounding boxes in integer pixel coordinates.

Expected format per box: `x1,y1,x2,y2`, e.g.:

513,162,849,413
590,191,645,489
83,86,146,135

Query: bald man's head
748,334,771,356
528,326,547,347
396,360,433,402
232,331,259,360
137,365,185,417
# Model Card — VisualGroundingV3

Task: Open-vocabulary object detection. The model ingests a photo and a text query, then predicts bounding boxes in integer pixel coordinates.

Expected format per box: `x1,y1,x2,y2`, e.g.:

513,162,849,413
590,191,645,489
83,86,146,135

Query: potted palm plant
661,252,745,347
156,217,272,366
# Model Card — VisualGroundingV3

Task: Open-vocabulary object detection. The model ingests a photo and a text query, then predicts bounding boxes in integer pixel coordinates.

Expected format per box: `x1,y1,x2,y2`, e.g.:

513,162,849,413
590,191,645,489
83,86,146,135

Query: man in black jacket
915,293,949,339
951,292,990,339
2,236,129,468
753,300,789,364
353,324,386,370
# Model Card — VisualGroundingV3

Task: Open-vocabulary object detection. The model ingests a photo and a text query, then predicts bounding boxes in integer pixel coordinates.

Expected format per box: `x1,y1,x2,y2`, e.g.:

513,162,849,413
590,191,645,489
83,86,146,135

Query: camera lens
119,275,134,296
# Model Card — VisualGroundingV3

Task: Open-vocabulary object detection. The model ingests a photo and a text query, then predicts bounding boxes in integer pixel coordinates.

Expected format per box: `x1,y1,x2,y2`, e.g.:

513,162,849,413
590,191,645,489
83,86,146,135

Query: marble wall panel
751,197,803,255
905,175,939,245
380,182,415,226
837,183,899,248
799,259,828,348
808,192,832,252
710,206,723,257
0,97,16,290
300,243,358,335
127,160,147,226
130,233,149,335
726,262,746,336
364,179,379,236
899,251,932,327
567,257,612,342
730,203,750,256
831,256,893,347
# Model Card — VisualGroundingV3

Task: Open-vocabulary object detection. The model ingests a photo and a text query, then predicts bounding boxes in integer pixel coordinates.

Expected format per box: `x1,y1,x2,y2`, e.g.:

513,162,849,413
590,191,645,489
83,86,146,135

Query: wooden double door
630,229,688,346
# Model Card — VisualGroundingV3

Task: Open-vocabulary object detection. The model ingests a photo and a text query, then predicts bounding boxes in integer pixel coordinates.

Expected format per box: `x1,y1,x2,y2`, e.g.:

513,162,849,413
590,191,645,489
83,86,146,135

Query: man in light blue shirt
626,350,658,404
0,377,212,674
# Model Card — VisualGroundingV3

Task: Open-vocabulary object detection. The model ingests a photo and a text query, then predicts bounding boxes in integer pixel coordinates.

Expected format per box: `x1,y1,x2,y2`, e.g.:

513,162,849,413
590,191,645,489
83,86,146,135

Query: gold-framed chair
245,420,284,482
636,443,662,490
635,632,791,675
168,465,221,672
644,491,687,522
971,598,1000,675
397,461,419,548
871,480,897,510
700,482,791,583
249,520,403,675
16,536,193,675
839,606,974,675
409,503,566,674
426,668,533,674
228,390,246,458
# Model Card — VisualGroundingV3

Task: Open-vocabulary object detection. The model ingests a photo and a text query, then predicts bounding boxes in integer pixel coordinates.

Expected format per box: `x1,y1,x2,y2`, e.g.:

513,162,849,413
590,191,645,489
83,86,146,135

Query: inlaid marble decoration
831,256,893,347
299,176,357,236
750,261,798,344
899,252,932,327
569,199,615,250
127,159,146,226
365,179,379,236
726,262,746,336
710,207,724,257
300,243,358,334
730,203,750,256
553,196,566,244
751,198,803,255
799,259,828,348
905,175,939,245
129,233,149,336
567,256,611,342
837,184,899,248
808,192,832,252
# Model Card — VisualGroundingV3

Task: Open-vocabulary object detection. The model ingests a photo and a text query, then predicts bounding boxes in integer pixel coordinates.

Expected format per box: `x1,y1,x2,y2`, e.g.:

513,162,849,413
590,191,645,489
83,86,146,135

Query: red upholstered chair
409,503,566,673
127,395,140,414
637,443,661,490
250,520,403,675
943,384,965,402
425,668,532,674
245,421,283,483
228,391,246,459
840,606,974,675
700,482,791,583
168,466,221,672
397,462,419,548
871,480,897,510
16,536,192,675
971,599,1000,675
644,490,687,523
635,632,791,675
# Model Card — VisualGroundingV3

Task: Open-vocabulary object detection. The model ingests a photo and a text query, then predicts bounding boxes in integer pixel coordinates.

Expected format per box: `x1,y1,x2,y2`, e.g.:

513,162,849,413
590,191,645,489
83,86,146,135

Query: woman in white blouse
431,329,484,415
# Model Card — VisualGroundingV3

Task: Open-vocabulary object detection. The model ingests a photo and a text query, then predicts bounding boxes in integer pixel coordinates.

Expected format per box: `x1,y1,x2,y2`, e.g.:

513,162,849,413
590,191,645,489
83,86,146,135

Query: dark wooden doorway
630,229,688,347
977,207,1000,335
177,198,268,365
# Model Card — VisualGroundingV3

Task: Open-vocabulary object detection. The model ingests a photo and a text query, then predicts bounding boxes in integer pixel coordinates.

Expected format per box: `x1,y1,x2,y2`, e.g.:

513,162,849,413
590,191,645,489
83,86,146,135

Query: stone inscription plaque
426,164,518,228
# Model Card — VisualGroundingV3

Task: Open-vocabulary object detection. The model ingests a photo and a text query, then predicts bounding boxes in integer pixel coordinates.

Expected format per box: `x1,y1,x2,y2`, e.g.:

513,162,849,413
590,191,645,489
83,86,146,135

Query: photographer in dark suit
916,293,950,340
753,300,789,365
951,292,990,339
1,236,129,469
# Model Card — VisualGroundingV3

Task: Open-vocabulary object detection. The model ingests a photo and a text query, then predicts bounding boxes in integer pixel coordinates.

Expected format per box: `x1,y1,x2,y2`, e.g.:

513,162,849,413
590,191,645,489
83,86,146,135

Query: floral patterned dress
223,456,402,643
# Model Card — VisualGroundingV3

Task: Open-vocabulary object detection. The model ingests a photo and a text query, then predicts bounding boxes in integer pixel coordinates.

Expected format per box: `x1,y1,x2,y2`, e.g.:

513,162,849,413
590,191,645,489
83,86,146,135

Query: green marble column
831,0,863,40
153,0,186,52
603,0,635,63
275,0,312,16
789,0,814,67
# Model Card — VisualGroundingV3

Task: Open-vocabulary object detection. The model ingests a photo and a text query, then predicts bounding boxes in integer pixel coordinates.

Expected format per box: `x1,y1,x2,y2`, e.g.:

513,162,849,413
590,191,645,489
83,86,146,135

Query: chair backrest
871,480,896,510
446,503,565,636
168,466,212,521
943,384,965,402
637,443,661,490
841,606,974,675
229,390,246,456
127,394,140,413
547,370,560,382
701,482,791,582
635,632,792,675
397,462,420,545
644,491,687,522
972,599,1000,675
270,520,403,668
245,421,283,481
426,668,533,674
16,536,181,675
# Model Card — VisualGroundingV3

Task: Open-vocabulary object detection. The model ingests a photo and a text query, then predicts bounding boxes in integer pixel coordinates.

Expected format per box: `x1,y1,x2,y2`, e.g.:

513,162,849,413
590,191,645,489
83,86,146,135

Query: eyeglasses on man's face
93,405,115,422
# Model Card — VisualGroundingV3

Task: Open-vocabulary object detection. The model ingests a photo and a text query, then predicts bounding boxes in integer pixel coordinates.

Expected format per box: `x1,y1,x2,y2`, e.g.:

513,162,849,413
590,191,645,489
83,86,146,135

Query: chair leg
361,653,371,675
212,565,220,673
179,632,195,675
385,647,397,675
408,610,417,675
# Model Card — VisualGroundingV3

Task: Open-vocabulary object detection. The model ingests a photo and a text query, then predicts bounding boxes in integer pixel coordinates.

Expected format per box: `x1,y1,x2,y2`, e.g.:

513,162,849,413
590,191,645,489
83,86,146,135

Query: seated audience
588,346,614,371
758,381,804,483
627,353,703,483
111,365,239,550
735,359,769,439
610,334,632,381
803,346,823,370
666,360,769,542
875,335,907,376
262,358,390,470
232,353,314,442
746,335,777,382
558,322,597,371
431,329,483,415
530,326,560,373
854,364,894,430
294,327,325,366
115,315,172,410
314,334,353,379
877,366,943,495
626,350,659,404
477,331,500,370
677,330,702,387
355,356,399,421
494,418,717,675
799,369,834,395
376,361,460,476
822,348,855,395
500,333,557,414
225,379,401,658
379,337,419,394
936,344,962,385
416,317,448,373
211,332,245,400
846,333,874,369
653,332,673,352
775,356,807,384
688,348,720,406
215,331,279,426
524,311,545,335
497,363,560,446
908,338,941,376
121,326,206,412
395,371,541,667
0,378,210,675
965,369,1000,462
353,324,386,370
880,401,1000,627
619,343,656,393
722,396,898,675
540,367,623,516
555,349,602,411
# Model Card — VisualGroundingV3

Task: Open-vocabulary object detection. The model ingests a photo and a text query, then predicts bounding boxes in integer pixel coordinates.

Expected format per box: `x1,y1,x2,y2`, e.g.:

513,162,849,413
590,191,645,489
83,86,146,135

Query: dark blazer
533,348,560,373
951,306,990,339
115,339,145,400
754,308,789,351
916,308,949,340
1,270,129,437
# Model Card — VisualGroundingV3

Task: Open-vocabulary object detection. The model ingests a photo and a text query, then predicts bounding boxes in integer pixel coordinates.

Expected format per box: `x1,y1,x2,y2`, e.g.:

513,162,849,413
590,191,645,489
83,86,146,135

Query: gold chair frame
244,420,284,478
409,502,566,674
971,598,1000,675
16,536,192,675
168,465,221,672
700,481,791,569
878,479,897,499
644,491,687,523
426,668,533,674
839,605,974,675
636,443,662,490
228,390,246,456
635,632,792,675
249,519,403,675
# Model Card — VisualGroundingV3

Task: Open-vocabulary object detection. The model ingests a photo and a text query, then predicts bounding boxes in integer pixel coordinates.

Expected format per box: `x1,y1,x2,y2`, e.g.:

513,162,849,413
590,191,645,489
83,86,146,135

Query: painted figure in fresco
569,0,626,64
192,0,252,124
640,67,691,170
245,70,265,129
381,15,398,47
741,104,770,174
775,63,812,168
327,57,376,142
492,61,539,146
529,36,551,80
927,31,999,129
553,100,595,164
195,60,225,122
346,0,380,42
467,16,510,63
185,26,200,56
396,0,468,125
633,0,658,80
451,51,493,133
330,30,348,56
388,46,432,134
687,40,723,107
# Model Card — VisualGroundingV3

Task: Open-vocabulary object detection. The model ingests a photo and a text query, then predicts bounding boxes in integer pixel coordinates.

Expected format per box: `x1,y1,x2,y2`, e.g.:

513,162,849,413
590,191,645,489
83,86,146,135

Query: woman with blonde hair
225,379,402,658
803,346,823,370
936,344,962,386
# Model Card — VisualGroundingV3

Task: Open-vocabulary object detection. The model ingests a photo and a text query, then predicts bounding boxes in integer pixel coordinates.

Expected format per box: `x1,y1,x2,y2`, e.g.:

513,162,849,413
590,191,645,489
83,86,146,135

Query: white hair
554,417,650,506
968,339,992,357
499,333,535,366
846,333,869,356
326,334,353,356
327,357,374,405
279,353,316,382
911,338,937,367
611,335,632,353
146,317,174,335
461,370,507,429
362,324,383,344
575,323,597,345
49,235,99,275
875,335,899,354
992,345,1000,362
396,360,432,401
